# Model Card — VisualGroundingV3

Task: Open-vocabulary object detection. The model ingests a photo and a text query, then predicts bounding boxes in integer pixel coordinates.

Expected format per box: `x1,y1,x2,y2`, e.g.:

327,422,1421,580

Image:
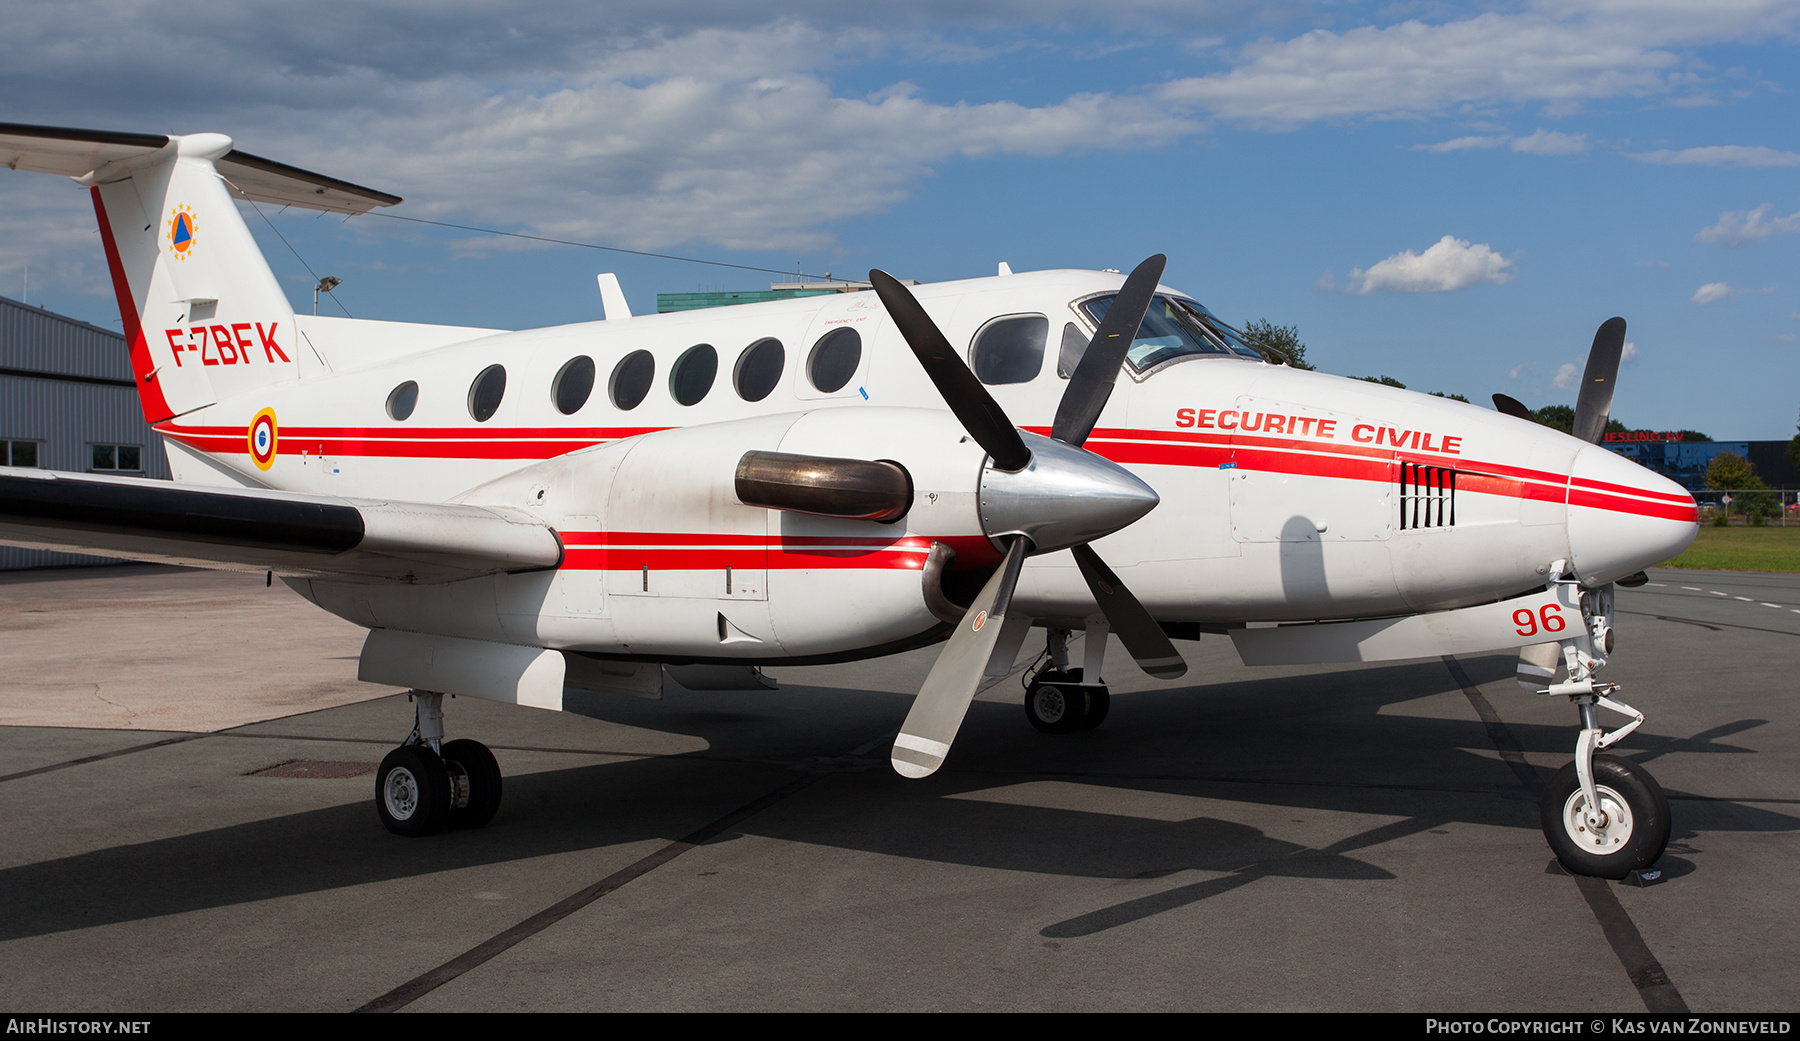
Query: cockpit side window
970,314,1048,385
1057,322,1088,379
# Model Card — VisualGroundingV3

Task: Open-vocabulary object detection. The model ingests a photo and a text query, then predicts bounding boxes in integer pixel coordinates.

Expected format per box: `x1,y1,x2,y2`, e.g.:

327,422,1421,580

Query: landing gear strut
374,691,503,837
1530,564,1669,878
1025,626,1111,733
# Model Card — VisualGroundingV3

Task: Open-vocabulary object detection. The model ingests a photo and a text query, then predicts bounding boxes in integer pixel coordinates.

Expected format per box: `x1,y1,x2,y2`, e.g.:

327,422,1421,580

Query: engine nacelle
303,408,994,661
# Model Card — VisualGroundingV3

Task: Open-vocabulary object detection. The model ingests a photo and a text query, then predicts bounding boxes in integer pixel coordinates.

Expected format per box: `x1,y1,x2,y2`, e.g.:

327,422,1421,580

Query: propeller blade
1571,317,1626,444
1070,543,1186,679
869,269,1031,472
1492,393,1534,422
891,537,1028,779
1052,254,1167,448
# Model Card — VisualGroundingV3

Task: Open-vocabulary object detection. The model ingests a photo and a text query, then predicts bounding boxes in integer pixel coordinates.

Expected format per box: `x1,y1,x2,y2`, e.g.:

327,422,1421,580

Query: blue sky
4,0,1797,438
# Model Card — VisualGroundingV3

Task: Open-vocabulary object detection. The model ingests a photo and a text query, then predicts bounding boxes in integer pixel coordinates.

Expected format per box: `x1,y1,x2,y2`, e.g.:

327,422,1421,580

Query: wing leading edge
0,468,560,582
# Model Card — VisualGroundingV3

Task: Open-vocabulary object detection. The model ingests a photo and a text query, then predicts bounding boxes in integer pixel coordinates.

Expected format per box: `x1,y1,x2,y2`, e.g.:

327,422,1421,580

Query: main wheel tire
1540,754,1671,879
441,738,502,829
1078,685,1110,730
377,744,450,837
1025,670,1089,734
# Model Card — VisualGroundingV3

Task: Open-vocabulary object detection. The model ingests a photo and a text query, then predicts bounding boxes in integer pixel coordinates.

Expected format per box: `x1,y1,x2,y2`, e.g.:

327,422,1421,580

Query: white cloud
1551,362,1581,390
1631,145,1800,167
1414,135,1509,152
1511,129,1588,154
245,27,1200,253
1344,236,1514,294
1687,282,1775,304
1696,204,1800,246
1151,0,1800,129
1621,341,1638,362
1508,362,1535,380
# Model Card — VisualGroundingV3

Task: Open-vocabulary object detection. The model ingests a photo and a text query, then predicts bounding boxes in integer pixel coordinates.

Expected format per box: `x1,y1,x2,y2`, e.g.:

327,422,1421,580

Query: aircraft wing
0,468,560,582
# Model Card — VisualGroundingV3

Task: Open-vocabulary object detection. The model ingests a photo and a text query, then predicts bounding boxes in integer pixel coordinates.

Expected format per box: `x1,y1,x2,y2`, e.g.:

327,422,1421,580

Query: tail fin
1,123,401,423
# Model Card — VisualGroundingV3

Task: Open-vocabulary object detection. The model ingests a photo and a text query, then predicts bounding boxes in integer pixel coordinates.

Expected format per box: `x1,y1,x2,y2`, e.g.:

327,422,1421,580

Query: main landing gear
1024,626,1111,733
1528,565,1670,879
375,691,503,837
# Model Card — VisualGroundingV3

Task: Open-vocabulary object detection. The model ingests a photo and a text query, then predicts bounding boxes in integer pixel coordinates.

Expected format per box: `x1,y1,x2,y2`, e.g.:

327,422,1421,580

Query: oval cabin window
807,327,861,393
552,356,596,415
610,350,655,411
670,344,718,406
467,365,506,422
734,338,785,402
387,381,419,421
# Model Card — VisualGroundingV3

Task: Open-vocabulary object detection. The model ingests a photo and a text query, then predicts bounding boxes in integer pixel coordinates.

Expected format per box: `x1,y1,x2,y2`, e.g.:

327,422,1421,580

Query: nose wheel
375,691,503,837
1541,754,1669,879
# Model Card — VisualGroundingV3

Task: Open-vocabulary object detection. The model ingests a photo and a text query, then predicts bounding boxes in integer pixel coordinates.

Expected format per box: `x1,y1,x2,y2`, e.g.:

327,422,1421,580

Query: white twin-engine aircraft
0,123,1697,877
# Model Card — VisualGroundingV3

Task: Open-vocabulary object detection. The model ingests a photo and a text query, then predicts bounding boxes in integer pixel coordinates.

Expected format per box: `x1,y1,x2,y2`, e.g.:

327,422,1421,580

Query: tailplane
1,122,401,423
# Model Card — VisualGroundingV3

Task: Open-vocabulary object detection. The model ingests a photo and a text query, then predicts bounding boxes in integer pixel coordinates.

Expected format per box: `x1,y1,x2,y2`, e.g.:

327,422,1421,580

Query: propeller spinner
870,256,1187,778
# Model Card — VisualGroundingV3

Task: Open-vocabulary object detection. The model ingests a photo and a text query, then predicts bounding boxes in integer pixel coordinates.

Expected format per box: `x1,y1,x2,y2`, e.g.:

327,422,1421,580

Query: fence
1691,488,1799,526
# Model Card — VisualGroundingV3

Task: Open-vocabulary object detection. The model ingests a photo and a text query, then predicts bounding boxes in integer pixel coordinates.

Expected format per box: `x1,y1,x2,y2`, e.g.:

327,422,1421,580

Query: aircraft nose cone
1567,443,1698,585
978,432,1159,553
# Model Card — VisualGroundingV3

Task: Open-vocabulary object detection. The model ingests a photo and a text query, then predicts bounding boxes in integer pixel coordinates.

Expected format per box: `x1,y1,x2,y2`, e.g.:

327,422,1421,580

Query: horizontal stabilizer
0,121,401,214
0,467,559,582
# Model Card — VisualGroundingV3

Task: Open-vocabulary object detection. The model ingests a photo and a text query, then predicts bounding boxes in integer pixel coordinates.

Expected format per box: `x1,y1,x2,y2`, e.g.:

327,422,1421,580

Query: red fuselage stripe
160,421,1697,523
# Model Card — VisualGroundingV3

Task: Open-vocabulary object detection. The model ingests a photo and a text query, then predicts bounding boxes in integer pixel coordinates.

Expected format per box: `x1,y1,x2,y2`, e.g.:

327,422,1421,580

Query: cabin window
970,315,1048,385
734,338,785,402
386,381,418,421
553,356,596,415
1399,463,1457,529
807,327,861,393
1057,322,1088,379
670,344,718,406
468,364,507,422
610,350,655,410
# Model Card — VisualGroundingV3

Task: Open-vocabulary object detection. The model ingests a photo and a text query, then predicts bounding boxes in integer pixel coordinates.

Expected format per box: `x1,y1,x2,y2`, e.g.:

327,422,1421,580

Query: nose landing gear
374,691,503,837
1529,565,1669,878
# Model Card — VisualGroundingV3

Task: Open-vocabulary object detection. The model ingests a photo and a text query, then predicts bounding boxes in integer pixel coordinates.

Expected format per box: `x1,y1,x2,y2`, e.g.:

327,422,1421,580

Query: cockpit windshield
1079,294,1275,372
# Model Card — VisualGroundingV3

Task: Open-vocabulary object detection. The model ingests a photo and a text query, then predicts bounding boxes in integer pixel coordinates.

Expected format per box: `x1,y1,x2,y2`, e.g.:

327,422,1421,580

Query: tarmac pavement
0,564,1795,1012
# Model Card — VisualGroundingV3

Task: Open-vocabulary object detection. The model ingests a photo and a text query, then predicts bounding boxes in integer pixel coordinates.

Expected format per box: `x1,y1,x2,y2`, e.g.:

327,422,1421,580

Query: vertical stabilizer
87,133,298,422
3,122,403,425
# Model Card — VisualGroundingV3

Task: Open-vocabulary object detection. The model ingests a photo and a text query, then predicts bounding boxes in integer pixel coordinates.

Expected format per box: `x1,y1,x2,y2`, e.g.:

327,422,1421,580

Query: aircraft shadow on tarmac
2,654,1792,944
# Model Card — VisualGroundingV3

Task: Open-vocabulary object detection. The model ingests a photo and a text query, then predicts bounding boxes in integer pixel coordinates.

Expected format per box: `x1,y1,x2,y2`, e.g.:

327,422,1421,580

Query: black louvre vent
1400,463,1456,529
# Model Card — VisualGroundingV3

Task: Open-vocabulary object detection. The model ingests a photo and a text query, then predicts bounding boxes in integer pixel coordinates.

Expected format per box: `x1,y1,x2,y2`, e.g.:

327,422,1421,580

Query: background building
1,294,170,569
1602,436,1800,494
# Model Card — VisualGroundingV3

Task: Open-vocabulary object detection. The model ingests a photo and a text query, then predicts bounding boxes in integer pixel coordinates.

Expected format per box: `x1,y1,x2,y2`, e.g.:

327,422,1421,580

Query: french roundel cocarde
248,408,278,470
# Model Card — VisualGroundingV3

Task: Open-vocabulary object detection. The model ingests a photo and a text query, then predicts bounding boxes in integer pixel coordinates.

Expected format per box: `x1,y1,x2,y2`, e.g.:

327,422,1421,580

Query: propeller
1490,318,1625,443
870,256,1187,779
1492,393,1534,422
1571,317,1625,445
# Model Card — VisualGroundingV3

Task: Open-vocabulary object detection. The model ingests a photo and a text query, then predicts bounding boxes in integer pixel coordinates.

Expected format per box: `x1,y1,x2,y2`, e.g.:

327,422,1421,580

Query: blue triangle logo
172,214,191,245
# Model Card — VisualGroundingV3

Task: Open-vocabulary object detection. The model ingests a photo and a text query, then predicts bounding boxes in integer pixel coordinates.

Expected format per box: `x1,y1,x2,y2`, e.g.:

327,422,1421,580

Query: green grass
1660,521,1800,572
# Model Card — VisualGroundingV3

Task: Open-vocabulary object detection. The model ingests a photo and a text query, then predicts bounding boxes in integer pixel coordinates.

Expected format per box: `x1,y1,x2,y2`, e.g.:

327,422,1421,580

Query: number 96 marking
1514,604,1567,637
